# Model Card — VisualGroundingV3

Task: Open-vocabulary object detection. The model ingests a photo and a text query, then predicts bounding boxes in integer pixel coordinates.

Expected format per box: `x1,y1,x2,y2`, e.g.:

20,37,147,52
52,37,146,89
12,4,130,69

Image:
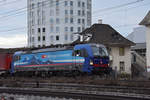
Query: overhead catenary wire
0,0,68,33
0,0,147,33
0,0,144,19
0,0,67,27
0,0,66,20
92,0,144,14
92,1,150,17
0,0,23,6
0,27,26,32
0,22,139,33
0,0,6,3
0,0,145,20
0,6,27,16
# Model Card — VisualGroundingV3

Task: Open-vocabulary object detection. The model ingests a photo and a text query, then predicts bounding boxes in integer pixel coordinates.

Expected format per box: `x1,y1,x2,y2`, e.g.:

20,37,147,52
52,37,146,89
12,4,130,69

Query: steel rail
0,87,149,100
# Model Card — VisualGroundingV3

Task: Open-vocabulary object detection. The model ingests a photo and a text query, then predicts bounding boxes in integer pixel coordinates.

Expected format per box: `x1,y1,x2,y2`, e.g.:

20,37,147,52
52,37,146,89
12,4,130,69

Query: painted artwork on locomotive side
13,50,85,68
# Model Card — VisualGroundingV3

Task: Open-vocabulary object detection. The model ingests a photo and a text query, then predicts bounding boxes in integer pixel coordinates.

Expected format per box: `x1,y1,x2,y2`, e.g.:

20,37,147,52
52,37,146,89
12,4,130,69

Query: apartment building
27,0,92,47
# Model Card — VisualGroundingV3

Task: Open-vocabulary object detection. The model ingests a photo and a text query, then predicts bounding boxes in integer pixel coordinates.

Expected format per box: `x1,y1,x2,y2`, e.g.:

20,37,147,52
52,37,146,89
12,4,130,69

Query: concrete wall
109,46,131,74
146,26,150,72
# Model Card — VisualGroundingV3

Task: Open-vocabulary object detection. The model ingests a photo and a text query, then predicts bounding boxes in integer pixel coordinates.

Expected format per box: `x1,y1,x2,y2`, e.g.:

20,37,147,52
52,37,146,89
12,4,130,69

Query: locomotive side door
72,50,81,70
72,49,88,71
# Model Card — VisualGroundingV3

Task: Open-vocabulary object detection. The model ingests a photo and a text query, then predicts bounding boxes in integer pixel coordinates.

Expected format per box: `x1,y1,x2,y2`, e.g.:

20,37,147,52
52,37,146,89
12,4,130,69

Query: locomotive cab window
72,50,81,57
80,49,88,57
72,49,88,57
92,46,108,57
14,55,21,61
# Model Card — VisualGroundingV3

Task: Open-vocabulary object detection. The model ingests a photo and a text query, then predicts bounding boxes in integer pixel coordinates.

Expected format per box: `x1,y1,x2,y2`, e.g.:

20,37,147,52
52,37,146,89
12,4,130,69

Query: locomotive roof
32,46,73,53
14,46,73,55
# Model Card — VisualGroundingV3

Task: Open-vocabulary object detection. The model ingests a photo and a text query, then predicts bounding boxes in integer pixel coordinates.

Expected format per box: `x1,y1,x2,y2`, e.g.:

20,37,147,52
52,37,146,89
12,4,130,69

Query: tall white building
27,0,92,47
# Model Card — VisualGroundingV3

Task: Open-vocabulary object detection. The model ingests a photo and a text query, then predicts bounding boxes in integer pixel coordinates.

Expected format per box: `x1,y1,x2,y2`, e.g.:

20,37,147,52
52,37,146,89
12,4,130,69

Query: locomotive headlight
90,60,93,65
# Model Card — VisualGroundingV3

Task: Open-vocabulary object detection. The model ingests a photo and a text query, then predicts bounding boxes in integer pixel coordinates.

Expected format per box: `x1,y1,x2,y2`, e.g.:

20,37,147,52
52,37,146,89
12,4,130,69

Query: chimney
80,35,83,42
98,19,102,24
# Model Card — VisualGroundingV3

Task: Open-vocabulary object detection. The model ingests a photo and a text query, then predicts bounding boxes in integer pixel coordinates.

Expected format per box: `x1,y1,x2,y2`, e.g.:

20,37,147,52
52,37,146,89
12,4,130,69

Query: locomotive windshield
92,46,108,57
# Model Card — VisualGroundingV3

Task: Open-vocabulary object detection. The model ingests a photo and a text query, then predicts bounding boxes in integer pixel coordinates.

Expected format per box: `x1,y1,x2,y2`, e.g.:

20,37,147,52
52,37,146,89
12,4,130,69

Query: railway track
0,77,150,99
1,76,150,87
0,87,149,100
19,82,150,95
0,82,150,100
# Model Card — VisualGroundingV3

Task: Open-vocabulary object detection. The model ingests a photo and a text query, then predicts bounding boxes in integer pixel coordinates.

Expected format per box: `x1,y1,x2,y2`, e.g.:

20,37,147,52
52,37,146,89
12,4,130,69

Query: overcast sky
0,0,149,48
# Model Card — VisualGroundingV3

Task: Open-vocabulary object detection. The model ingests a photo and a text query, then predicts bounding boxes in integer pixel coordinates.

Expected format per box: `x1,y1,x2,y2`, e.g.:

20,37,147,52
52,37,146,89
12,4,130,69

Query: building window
50,9,54,16
50,18,54,24
56,8,59,16
78,1,81,7
78,27,81,32
31,19,34,26
29,37,32,42
56,18,60,24
78,19,81,24
56,27,59,32
65,17,68,23
56,35,59,41
32,37,34,42
87,0,91,9
31,3,35,9
82,19,85,24
65,27,68,32
38,45,41,48
70,27,74,32
70,34,73,41
70,1,73,6
37,10,40,17
65,1,68,6
56,0,59,6
65,34,68,40
50,26,54,32
38,36,41,41
119,47,125,56
82,10,85,16
42,10,45,18
70,18,73,23
42,17,45,25
50,0,53,7
82,2,85,7
31,29,34,35
37,2,41,8
43,45,46,47
78,10,81,16
50,35,54,42
120,62,125,72
70,10,73,15
38,28,41,33
43,28,45,32
65,10,68,15
82,27,85,31
42,1,45,7
37,19,41,25
43,36,45,41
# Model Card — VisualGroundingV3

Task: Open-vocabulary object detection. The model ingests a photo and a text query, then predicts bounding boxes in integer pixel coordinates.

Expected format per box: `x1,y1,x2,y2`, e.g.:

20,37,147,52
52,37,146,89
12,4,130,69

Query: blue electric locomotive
11,43,111,75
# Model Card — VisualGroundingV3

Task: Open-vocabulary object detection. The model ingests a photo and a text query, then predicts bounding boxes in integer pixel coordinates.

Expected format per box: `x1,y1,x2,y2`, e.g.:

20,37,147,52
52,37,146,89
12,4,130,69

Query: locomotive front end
90,44,111,74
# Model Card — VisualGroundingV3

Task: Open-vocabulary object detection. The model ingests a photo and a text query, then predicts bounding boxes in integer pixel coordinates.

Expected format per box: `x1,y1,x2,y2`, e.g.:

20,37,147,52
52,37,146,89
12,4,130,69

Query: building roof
73,24,135,47
131,43,146,50
127,26,146,43
139,11,150,26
